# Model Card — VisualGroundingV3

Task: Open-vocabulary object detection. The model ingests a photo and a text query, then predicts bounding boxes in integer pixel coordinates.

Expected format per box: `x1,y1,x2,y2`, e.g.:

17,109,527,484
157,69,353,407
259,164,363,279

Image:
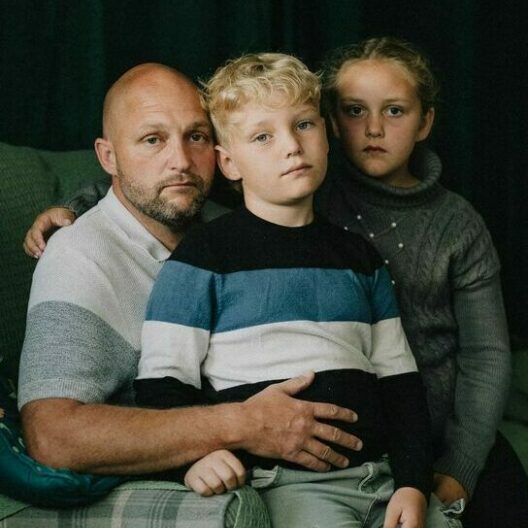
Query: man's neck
112,185,184,251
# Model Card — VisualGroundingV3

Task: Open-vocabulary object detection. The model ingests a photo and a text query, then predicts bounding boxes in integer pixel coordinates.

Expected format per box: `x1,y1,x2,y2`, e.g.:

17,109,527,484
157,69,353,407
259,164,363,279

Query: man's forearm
22,398,249,474
22,374,364,475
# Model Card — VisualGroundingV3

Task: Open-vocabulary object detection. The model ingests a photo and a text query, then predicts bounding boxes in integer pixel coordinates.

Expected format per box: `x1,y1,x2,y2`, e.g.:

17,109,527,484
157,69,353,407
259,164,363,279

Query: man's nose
167,141,192,172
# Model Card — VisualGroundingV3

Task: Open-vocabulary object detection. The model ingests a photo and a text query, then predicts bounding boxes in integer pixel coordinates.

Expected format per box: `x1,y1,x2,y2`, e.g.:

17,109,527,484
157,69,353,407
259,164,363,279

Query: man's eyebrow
188,120,212,130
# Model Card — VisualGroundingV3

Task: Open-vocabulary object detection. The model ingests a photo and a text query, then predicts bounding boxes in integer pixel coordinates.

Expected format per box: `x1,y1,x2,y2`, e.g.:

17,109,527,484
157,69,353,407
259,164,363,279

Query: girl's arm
23,181,111,257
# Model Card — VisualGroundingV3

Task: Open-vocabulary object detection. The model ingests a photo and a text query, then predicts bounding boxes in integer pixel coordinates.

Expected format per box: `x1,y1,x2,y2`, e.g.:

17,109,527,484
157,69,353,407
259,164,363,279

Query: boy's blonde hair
202,52,321,145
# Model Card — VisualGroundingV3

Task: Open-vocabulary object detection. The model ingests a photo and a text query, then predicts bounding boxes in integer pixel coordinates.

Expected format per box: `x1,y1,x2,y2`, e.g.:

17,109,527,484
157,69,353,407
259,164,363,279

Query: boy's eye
344,105,365,117
385,106,403,117
253,133,271,143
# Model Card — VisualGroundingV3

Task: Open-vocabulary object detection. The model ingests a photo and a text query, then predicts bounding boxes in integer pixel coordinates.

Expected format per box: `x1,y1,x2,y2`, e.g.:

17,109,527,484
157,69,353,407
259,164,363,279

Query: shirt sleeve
369,265,434,498
434,274,511,495
62,181,111,217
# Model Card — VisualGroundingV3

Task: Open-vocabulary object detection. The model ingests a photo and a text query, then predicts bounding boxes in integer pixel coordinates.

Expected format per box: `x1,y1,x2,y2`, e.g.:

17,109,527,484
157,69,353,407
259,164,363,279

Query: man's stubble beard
118,170,210,231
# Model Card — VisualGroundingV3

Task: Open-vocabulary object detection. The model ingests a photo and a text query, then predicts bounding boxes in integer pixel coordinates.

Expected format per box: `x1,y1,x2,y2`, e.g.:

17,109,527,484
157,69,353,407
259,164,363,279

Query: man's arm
22,371,360,474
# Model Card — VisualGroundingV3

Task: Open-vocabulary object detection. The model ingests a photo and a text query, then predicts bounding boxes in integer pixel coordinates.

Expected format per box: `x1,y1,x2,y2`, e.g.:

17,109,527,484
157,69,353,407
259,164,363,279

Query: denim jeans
251,458,463,528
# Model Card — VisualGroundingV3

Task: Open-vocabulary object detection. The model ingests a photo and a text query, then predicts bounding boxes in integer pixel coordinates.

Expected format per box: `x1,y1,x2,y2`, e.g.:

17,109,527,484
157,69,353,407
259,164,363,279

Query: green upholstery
0,142,108,383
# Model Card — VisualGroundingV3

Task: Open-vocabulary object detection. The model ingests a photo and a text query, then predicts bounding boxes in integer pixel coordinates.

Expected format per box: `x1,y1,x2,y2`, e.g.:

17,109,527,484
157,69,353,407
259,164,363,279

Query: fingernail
33,252,41,259
355,440,363,451
63,220,72,226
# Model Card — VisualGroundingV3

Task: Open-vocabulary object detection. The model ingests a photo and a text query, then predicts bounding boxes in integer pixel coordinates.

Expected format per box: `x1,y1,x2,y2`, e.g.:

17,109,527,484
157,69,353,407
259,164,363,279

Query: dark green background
1,0,526,338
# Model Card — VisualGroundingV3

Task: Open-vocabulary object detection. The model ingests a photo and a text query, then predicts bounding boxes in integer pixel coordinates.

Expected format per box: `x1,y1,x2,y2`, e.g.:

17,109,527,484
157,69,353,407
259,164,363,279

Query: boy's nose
285,133,303,157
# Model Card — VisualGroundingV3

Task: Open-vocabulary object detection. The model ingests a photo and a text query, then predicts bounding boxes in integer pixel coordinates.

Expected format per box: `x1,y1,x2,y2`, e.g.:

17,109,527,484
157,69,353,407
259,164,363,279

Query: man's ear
94,138,117,175
215,145,242,183
417,107,435,142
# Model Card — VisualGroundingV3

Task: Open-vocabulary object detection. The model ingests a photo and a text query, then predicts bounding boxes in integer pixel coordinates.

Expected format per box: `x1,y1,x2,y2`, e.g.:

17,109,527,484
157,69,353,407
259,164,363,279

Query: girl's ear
329,114,341,139
215,145,242,183
417,107,435,142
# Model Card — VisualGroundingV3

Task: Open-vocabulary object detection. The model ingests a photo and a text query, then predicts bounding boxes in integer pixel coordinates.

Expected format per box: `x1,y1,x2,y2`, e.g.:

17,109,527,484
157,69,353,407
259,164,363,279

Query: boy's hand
23,207,75,258
433,473,468,505
383,487,427,528
184,449,246,497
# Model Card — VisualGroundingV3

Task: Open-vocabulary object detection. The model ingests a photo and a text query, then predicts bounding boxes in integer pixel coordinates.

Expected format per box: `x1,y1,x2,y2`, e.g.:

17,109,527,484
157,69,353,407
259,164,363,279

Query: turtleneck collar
333,144,445,210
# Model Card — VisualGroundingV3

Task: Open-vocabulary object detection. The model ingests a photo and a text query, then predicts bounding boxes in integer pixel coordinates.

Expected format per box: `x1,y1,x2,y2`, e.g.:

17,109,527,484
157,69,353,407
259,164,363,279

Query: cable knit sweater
316,146,511,496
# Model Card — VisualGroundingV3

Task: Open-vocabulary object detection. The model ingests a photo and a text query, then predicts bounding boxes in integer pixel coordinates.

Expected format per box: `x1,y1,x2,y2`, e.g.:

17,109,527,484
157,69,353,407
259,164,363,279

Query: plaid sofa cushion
0,481,270,528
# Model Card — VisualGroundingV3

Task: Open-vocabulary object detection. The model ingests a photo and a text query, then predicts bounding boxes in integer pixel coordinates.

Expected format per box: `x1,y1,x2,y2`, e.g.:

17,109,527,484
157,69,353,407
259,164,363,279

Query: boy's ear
215,145,242,183
94,138,117,175
417,107,435,142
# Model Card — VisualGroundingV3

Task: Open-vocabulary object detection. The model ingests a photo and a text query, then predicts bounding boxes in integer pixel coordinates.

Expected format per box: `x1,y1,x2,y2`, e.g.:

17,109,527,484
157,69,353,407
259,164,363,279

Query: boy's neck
244,196,315,227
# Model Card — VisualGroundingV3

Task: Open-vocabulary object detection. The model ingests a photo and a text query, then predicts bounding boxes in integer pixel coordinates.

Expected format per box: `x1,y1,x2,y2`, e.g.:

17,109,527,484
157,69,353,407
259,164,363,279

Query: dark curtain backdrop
1,0,527,338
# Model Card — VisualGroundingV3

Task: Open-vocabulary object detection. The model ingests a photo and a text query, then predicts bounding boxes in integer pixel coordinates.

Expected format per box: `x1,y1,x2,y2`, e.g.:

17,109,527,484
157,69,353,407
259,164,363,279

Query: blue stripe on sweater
145,260,400,331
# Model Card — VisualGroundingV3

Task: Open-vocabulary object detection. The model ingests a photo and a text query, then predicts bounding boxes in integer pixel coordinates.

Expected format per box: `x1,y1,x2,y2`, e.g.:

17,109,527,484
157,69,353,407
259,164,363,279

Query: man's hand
384,487,427,528
242,371,362,472
433,473,468,505
184,449,245,496
23,207,75,258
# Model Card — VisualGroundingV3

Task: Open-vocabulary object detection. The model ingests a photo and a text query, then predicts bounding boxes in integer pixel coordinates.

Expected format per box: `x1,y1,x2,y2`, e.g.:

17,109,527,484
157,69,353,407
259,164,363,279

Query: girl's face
331,59,434,187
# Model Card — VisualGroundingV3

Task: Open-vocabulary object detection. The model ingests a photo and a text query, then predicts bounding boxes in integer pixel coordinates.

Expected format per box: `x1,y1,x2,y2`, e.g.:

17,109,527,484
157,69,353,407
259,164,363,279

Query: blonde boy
135,54,448,528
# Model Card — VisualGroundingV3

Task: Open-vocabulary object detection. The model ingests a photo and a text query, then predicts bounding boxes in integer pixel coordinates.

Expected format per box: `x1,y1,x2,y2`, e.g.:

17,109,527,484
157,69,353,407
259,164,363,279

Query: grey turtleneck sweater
316,146,511,496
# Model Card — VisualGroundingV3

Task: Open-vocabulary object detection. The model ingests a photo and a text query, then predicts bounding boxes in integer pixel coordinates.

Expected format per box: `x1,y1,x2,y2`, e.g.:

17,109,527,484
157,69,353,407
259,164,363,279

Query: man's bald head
94,62,216,248
102,63,200,140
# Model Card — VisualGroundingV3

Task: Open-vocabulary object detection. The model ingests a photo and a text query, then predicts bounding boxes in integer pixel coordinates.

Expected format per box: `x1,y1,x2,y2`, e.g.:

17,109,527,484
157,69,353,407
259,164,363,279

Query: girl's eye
386,106,403,117
297,120,313,131
344,105,365,117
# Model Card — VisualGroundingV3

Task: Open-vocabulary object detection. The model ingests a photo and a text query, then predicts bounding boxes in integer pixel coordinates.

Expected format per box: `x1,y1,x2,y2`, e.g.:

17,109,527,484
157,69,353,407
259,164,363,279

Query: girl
317,36,528,527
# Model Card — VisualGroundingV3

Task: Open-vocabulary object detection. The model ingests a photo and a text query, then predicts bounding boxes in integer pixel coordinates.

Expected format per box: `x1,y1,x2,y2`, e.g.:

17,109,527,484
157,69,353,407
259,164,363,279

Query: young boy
135,53,449,528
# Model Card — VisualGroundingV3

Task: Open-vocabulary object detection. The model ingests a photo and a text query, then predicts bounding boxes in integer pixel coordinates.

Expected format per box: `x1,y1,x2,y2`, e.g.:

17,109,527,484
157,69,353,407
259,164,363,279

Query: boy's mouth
282,163,311,176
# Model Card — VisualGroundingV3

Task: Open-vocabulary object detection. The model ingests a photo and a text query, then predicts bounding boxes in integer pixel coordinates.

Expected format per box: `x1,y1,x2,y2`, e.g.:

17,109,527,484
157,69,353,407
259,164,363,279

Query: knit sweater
316,145,511,495
136,207,433,496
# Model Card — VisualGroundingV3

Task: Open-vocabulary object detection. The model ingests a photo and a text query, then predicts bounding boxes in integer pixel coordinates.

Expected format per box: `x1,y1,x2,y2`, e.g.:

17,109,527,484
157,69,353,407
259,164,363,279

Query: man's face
217,98,328,218
108,74,216,230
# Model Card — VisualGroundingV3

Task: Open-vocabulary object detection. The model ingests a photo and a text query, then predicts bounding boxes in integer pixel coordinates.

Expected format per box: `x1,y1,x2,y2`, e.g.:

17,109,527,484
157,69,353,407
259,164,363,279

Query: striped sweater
135,207,433,496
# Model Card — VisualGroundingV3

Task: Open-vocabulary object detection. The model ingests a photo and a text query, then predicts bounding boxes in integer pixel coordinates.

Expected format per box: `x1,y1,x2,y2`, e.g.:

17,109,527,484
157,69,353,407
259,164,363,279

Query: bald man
18,64,361,481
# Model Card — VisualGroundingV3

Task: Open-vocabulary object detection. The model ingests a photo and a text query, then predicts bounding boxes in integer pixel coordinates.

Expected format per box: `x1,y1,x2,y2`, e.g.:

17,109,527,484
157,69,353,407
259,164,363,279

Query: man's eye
344,105,364,117
386,106,403,117
190,132,209,143
145,136,160,145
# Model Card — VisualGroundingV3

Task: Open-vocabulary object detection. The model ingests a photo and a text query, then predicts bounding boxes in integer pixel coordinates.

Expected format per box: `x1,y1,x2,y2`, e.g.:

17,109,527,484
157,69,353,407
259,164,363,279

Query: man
18,63,361,478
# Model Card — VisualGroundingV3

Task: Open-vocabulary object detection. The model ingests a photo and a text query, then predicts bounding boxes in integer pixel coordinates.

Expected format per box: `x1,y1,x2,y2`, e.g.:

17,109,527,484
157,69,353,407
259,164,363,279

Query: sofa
0,141,269,527
1,140,527,525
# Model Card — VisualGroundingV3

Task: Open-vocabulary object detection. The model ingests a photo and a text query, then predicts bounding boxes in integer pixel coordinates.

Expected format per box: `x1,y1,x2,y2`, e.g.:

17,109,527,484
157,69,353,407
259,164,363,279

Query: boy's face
216,96,328,220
